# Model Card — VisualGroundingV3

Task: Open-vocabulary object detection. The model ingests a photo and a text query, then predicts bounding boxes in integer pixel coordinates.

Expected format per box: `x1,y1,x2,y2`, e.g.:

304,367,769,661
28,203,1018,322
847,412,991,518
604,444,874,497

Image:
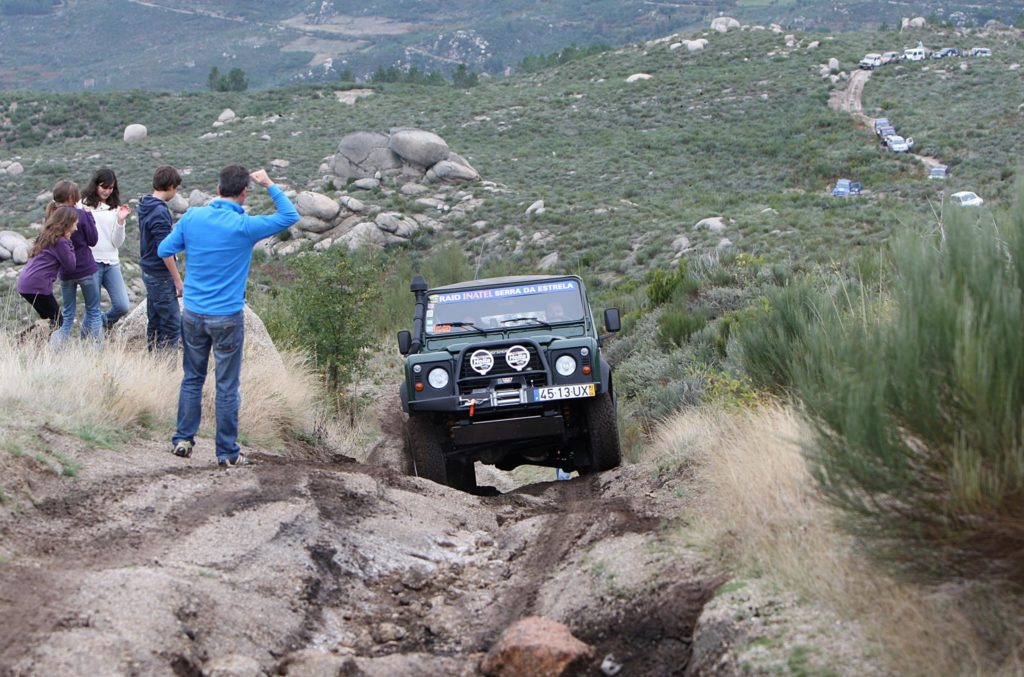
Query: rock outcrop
123,124,147,142
112,302,284,369
329,128,478,186
711,17,741,33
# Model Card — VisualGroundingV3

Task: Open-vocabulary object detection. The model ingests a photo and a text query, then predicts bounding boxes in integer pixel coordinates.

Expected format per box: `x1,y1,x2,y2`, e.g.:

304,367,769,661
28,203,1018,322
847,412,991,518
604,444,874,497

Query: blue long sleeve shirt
157,185,298,315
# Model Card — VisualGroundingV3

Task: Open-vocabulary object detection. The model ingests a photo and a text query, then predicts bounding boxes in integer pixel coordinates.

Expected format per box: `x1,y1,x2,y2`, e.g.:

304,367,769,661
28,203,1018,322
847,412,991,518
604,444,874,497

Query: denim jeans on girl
51,273,103,347
142,269,180,351
95,262,131,329
172,309,245,462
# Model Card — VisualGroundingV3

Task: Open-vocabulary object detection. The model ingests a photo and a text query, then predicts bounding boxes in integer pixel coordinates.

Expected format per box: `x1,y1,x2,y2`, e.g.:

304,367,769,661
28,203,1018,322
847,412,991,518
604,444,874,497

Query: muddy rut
0,437,718,676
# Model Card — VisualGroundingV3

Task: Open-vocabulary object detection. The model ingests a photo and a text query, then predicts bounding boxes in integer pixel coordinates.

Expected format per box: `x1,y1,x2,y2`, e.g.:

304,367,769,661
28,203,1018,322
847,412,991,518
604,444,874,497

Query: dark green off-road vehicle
397,274,622,492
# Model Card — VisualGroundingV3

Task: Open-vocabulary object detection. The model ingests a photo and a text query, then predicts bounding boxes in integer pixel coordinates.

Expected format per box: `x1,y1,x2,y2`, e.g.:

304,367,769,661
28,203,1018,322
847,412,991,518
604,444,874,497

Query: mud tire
584,390,622,472
446,459,478,493
406,415,447,485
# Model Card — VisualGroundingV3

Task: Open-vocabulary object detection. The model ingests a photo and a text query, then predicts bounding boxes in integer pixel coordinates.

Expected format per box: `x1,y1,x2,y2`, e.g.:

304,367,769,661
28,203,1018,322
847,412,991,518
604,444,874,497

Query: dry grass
0,329,317,452
650,406,1022,676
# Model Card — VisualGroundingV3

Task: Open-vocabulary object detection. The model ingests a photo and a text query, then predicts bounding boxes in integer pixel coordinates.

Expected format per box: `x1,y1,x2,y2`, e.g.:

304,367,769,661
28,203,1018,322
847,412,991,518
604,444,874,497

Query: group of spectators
14,163,300,467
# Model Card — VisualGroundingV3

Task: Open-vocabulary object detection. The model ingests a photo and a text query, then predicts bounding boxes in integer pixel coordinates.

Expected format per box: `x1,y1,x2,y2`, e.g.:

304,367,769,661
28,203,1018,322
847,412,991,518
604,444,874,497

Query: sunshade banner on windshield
427,280,578,306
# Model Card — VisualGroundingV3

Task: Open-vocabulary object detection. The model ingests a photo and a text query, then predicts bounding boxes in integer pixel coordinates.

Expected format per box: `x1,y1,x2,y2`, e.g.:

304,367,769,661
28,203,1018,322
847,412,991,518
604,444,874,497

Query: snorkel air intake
409,276,428,354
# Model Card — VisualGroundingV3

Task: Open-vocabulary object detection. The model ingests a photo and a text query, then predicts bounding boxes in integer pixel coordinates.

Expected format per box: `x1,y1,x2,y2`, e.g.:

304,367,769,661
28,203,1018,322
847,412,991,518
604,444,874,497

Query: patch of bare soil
0,430,720,676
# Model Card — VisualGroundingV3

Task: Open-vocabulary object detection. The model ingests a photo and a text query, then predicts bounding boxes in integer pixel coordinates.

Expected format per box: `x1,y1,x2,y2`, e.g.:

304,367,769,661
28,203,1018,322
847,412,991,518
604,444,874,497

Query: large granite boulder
112,302,283,369
711,16,740,32
296,191,341,222
388,128,449,168
331,132,402,181
123,124,147,142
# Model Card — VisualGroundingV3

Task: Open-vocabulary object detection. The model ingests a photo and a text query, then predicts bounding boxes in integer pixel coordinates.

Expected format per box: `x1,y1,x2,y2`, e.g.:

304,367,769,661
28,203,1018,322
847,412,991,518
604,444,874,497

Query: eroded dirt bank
0,436,720,676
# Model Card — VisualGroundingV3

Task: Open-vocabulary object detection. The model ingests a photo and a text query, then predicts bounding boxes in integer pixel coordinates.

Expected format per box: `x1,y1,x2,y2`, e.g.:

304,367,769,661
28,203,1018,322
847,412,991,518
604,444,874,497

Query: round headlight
555,355,577,376
427,367,450,389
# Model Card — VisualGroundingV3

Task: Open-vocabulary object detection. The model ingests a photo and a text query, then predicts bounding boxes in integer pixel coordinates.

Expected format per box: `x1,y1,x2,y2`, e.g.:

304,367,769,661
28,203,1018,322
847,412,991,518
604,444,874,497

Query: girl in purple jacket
15,206,80,328
46,180,101,346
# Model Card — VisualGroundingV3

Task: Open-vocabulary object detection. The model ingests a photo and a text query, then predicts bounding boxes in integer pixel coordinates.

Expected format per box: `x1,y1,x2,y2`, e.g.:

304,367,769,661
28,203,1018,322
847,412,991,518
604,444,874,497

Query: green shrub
766,193,1024,584
267,248,378,389
733,280,827,395
646,260,699,307
656,308,707,349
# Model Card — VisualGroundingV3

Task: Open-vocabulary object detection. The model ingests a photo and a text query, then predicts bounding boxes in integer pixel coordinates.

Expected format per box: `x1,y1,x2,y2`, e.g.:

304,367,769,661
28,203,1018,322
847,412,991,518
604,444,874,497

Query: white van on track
904,46,930,62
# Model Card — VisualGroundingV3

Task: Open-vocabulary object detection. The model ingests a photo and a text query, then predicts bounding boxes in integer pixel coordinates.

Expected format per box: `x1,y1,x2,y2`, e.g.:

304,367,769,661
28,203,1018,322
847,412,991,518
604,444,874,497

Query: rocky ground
0,412,886,676
0,420,724,677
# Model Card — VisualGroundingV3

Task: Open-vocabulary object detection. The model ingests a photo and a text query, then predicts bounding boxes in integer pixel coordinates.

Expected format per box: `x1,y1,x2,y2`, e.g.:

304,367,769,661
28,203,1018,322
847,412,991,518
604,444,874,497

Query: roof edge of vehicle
429,274,583,293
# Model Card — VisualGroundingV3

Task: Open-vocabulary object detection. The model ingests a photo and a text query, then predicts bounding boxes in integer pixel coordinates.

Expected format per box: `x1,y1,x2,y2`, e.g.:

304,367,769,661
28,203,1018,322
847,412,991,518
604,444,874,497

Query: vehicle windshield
425,279,585,335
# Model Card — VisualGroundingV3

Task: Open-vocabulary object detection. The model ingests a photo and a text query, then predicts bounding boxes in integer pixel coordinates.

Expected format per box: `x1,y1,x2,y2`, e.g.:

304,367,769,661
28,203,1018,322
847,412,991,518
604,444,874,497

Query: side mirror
604,308,621,333
397,330,411,355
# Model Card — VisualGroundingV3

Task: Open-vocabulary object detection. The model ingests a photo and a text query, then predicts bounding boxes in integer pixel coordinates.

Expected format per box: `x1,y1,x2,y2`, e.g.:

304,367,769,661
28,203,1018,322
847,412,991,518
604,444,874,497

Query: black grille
458,344,545,380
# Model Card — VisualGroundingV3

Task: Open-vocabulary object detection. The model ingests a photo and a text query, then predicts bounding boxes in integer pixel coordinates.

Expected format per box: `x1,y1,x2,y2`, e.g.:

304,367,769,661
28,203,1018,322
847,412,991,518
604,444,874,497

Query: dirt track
0,432,718,676
829,67,942,171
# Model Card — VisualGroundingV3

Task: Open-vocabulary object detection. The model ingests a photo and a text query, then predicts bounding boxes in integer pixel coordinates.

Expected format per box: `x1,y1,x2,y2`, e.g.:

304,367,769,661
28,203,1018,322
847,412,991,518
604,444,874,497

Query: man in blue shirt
158,165,299,467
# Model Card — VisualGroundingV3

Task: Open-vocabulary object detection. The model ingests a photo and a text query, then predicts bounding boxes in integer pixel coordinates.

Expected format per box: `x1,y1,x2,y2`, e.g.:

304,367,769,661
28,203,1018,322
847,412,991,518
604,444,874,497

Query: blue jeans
51,272,103,347
173,309,245,462
96,262,131,329
143,270,180,351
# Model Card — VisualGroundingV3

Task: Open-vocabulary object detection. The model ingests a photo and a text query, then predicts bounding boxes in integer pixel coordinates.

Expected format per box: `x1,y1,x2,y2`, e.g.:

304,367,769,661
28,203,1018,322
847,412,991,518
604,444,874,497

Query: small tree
207,67,221,91
225,67,248,92
451,64,479,88
207,66,248,91
285,247,377,390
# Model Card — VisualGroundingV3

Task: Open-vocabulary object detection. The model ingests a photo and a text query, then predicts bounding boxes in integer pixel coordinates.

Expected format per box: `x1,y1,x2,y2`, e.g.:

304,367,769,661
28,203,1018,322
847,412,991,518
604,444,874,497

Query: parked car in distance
885,135,912,152
873,117,890,132
932,47,961,59
877,125,896,141
881,51,902,64
832,179,863,197
928,165,949,179
970,47,992,57
951,191,983,207
859,53,883,69
904,45,930,61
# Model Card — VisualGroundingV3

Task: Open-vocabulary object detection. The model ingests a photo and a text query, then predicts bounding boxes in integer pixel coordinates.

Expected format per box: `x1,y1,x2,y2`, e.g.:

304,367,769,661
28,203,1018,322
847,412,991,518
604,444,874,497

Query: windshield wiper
500,316,553,329
437,321,486,333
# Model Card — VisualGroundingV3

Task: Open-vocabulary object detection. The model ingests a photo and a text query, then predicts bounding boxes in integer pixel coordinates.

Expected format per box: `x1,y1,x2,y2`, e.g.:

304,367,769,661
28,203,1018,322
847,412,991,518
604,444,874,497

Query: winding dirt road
829,67,942,170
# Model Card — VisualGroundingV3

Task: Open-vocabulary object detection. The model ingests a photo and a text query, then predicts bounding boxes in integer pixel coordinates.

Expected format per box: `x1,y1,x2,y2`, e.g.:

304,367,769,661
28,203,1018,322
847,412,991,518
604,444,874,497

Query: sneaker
172,440,194,458
218,453,253,468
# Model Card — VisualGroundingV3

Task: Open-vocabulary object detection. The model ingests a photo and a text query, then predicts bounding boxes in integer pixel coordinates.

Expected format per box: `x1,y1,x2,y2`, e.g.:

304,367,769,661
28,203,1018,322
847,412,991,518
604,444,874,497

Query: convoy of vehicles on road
858,44,991,69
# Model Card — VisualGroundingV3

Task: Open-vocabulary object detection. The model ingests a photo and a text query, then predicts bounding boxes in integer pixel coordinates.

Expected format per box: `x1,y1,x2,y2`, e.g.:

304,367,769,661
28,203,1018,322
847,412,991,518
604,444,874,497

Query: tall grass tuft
0,331,316,452
653,406,1017,675
736,190,1024,586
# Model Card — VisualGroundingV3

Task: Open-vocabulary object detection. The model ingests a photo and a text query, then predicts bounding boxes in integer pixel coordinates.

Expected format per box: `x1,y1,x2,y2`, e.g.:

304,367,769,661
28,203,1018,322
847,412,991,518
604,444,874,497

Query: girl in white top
79,168,132,329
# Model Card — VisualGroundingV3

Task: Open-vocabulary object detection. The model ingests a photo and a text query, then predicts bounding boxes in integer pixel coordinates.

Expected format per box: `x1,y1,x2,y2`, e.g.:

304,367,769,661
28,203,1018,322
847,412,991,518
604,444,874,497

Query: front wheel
406,415,447,485
583,390,622,472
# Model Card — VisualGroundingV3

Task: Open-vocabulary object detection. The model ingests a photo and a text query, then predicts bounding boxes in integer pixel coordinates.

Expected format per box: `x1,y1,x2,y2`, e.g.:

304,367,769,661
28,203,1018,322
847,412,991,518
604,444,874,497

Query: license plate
533,383,596,402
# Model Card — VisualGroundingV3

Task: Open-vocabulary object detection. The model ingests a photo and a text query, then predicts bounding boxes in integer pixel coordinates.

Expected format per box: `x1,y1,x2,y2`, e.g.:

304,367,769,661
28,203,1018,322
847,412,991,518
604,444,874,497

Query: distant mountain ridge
0,0,1022,91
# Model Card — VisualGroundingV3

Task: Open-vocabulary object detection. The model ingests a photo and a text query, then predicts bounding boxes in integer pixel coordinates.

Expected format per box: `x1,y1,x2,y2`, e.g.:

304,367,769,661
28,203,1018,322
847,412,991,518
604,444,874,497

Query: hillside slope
1,1,1023,91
